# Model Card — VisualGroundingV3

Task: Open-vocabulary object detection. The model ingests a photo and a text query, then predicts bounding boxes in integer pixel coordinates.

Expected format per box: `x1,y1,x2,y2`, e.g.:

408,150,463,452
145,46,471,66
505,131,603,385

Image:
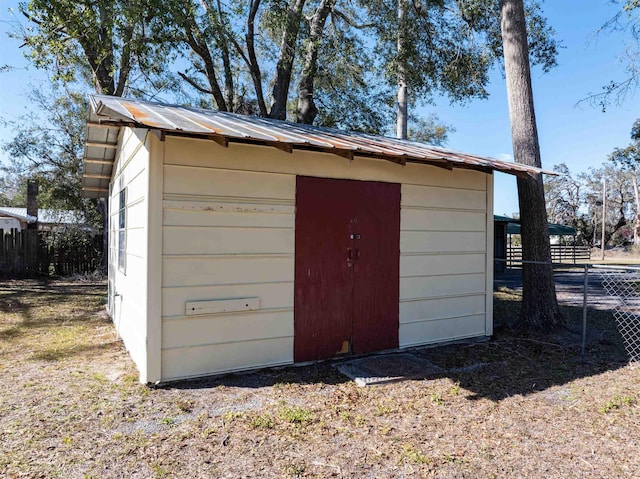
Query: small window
118,187,126,272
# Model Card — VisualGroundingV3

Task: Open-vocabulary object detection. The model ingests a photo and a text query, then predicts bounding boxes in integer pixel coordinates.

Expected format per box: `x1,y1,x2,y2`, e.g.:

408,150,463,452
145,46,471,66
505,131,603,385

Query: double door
294,176,400,362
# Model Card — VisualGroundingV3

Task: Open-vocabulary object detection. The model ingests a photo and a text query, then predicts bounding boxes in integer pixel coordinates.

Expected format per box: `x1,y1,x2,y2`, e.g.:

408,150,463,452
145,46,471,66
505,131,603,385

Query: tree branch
178,71,213,95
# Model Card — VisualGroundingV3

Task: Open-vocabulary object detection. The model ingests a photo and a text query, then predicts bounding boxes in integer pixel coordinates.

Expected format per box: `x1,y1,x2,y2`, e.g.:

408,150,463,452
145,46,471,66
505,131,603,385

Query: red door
294,176,400,362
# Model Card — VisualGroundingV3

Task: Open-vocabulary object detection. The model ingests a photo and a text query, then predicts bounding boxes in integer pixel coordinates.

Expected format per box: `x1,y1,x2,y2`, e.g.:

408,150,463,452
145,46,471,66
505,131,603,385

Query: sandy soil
0,280,639,478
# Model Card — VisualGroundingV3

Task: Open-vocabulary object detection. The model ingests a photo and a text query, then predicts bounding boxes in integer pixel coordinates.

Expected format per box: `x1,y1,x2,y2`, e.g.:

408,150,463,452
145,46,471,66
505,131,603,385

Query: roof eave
81,95,558,196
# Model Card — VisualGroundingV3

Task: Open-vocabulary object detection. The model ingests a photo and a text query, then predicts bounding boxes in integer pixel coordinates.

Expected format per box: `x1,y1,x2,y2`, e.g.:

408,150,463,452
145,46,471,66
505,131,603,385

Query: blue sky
0,0,639,216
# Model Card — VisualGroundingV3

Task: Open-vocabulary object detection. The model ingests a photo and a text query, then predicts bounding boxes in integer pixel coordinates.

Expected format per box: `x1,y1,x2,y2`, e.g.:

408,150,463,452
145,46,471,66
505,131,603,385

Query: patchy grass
1,280,640,478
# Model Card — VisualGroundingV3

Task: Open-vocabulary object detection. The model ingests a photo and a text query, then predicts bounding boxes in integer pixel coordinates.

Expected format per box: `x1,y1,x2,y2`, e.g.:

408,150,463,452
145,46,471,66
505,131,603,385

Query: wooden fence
507,244,591,267
0,229,103,279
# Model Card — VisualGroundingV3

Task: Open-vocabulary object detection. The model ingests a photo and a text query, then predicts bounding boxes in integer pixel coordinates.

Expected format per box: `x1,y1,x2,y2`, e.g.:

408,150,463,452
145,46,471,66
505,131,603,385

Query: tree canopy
1,87,102,227
2,0,558,215
12,0,558,133
589,0,640,109
545,162,638,247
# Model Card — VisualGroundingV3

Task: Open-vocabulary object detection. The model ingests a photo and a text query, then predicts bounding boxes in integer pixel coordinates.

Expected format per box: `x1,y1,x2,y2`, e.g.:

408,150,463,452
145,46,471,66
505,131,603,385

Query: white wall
108,128,154,382
399,178,493,347
158,137,492,381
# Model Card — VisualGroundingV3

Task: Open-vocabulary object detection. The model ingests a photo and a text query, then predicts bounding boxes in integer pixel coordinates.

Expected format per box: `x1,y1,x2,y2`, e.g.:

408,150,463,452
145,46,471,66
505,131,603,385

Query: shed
83,94,549,383
0,207,86,232
0,208,34,231
494,216,580,268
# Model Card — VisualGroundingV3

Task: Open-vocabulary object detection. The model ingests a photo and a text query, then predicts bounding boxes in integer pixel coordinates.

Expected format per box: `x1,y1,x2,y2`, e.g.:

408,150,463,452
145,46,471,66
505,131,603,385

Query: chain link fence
591,265,640,362
495,261,640,362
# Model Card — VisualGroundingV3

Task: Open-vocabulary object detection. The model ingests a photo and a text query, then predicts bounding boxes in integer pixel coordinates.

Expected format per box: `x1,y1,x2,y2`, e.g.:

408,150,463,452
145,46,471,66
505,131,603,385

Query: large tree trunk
270,0,306,120
396,0,408,139
500,0,561,329
245,0,268,117
296,0,335,124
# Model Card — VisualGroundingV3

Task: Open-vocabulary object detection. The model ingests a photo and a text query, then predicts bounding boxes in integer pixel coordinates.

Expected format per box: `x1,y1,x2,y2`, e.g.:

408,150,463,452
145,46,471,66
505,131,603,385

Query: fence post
582,264,589,355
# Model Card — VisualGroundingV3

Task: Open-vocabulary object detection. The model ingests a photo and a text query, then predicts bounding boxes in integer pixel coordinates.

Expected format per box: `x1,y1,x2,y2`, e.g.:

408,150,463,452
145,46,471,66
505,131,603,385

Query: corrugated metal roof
498,216,576,236
494,214,515,223
0,207,36,223
506,221,576,236
0,207,83,224
83,94,555,198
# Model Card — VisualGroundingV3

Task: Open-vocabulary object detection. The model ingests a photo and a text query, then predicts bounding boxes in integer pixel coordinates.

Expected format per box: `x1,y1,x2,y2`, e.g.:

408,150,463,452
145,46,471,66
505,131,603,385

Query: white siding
108,128,154,382
399,181,490,348
158,138,491,381
160,170,295,380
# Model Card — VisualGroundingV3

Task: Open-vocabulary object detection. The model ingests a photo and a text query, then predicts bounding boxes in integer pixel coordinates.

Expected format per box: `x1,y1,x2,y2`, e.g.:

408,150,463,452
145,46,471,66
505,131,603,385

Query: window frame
118,186,127,273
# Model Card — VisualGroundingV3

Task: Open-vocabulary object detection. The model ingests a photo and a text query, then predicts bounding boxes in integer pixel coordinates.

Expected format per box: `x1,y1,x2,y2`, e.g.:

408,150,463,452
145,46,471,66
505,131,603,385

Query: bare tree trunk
296,0,335,124
223,0,268,116
183,22,228,110
214,0,235,111
270,0,306,120
396,0,408,139
500,0,561,330
245,0,268,117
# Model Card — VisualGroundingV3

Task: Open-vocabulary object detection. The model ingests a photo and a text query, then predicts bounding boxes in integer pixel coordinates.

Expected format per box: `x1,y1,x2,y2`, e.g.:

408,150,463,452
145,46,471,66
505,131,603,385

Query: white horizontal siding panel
400,273,486,300
163,205,294,228
164,164,295,200
401,209,486,232
162,256,293,287
400,253,486,277
401,184,486,210
161,337,293,381
113,308,147,371
113,129,147,175
107,127,152,383
122,170,148,206
400,294,486,323
121,252,147,276
125,201,147,230
122,227,147,258
164,138,487,190
162,310,293,349
118,127,146,157
401,231,486,254
399,314,487,348
163,226,293,255
162,282,293,317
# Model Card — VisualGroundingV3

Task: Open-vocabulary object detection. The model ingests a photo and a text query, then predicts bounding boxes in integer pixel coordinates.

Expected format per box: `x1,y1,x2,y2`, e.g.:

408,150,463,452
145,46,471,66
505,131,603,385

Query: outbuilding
83,95,547,383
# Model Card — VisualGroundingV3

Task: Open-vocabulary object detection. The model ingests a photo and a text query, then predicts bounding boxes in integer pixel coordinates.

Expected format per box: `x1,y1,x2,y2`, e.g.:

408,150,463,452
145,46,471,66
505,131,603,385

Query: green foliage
279,405,313,424
408,114,454,146
366,0,557,106
0,87,102,228
250,413,275,429
11,0,559,136
610,119,640,171
599,394,635,413
16,0,172,95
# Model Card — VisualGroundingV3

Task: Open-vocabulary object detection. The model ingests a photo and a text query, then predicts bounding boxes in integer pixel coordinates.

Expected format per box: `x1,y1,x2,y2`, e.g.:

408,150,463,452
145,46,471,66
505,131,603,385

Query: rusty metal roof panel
82,95,555,197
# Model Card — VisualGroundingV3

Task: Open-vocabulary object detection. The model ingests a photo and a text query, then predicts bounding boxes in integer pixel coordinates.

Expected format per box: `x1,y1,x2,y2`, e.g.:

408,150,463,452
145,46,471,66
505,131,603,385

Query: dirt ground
1,280,639,478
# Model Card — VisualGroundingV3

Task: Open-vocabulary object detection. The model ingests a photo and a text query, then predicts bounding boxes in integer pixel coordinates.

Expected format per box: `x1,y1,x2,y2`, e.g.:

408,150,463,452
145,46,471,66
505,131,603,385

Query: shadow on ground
0,280,106,333
0,280,110,364
165,290,631,402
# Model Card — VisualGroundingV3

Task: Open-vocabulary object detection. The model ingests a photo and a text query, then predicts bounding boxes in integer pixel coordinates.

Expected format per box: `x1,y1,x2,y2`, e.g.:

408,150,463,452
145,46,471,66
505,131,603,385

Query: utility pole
601,179,606,261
